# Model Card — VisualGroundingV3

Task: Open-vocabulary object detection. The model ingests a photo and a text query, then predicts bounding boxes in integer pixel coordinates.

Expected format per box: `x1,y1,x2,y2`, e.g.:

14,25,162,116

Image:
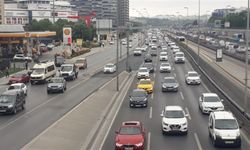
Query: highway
0,37,139,150
101,41,250,150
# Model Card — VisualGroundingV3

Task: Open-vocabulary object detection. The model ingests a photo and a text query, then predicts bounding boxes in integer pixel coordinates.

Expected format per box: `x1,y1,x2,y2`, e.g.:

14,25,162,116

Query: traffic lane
173,57,249,150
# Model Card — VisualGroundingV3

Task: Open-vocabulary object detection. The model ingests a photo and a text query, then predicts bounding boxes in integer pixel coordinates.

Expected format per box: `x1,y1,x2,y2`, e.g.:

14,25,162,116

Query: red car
115,121,145,150
8,73,30,84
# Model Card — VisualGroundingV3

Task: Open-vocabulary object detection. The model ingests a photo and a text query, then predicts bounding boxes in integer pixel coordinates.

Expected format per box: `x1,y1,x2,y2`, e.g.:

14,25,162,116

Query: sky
130,0,248,17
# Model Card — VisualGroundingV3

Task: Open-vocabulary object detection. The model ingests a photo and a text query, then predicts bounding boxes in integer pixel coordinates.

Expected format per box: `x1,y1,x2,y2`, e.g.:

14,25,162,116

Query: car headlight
182,122,187,126
8,104,13,108
214,131,222,137
143,98,147,101
135,142,143,147
59,85,63,89
129,98,133,101
116,143,123,147
163,122,168,126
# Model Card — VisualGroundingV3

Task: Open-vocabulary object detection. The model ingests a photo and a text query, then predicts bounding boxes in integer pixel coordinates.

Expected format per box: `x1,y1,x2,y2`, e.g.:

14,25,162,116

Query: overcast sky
130,0,247,17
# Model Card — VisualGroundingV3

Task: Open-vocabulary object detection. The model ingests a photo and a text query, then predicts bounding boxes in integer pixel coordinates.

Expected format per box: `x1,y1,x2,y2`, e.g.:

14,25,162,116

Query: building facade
0,0,4,24
72,0,129,27
4,0,78,25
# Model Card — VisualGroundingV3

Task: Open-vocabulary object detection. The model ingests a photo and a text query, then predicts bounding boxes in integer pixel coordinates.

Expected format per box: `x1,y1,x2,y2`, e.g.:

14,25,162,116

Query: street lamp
244,0,250,114
197,0,201,65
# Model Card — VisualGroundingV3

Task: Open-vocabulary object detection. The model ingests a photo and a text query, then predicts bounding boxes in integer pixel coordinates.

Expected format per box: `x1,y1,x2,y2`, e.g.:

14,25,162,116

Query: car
142,62,154,73
133,48,142,56
141,46,148,52
150,49,157,56
103,63,116,73
115,121,145,150
59,64,79,80
159,52,168,61
174,52,185,63
75,58,87,69
161,46,168,51
0,89,25,114
13,53,32,62
129,89,148,108
172,46,180,54
109,41,115,45
208,111,241,147
137,79,153,94
162,77,179,92
126,44,132,48
47,43,55,50
137,67,149,79
7,83,28,96
185,71,201,85
8,73,30,84
54,56,65,67
47,77,67,94
199,93,224,114
161,105,188,135
160,63,171,73
144,54,152,62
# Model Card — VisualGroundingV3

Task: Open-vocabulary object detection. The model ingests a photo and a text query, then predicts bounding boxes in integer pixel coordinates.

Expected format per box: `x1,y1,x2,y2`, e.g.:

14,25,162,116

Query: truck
59,64,79,81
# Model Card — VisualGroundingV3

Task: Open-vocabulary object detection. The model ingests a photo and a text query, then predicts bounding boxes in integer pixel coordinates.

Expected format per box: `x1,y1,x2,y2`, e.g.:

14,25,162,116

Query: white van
30,60,56,84
174,52,185,63
208,111,241,147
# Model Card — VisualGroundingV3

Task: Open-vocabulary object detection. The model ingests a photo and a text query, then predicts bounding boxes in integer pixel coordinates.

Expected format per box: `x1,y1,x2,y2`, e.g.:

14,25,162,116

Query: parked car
133,48,142,56
54,56,65,67
0,89,25,114
129,89,148,108
103,63,116,73
47,77,67,94
161,105,188,135
185,71,201,85
75,58,87,69
8,73,30,84
199,93,224,114
7,83,28,96
13,53,32,62
162,77,179,92
115,121,145,150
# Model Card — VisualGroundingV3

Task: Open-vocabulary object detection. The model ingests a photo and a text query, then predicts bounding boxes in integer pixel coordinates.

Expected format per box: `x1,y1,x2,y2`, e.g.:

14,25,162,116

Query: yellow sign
76,39,83,46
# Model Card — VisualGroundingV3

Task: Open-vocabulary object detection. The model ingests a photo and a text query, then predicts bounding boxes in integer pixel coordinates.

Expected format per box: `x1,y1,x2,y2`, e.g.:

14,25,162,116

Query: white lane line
185,107,192,120
241,130,250,145
180,92,184,100
194,133,203,150
174,73,176,77
147,132,151,150
153,73,156,78
149,107,152,119
151,93,154,99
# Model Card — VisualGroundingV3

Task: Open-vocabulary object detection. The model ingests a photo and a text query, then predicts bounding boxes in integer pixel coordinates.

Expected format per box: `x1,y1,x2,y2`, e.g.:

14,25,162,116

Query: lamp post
176,11,180,28
116,0,119,91
244,0,250,114
197,0,201,65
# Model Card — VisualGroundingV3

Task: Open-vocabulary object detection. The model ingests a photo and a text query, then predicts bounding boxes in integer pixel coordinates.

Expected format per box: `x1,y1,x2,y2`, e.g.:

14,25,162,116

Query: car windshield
164,78,176,83
61,66,72,71
50,78,63,83
33,68,45,74
143,63,152,67
161,63,169,67
8,85,21,90
189,73,198,77
56,57,64,62
119,127,141,135
164,110,184,118
204,96,220,102
0,95,15,103
160,54,167,56
139,68,148,72
132,91,146,97
215,119,238,130
176,54,184,57
106,64,114,68
75,60,84,63
140,80,151,84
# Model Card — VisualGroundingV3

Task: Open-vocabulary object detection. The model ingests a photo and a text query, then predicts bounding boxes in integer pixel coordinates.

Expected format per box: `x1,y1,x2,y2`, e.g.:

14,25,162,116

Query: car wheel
183,130,188,135
212,137,218,147
61,88,64,93
162,129,166,135
64,86,67,91
21,103,25,110
13,107,17,114
31,81,34,85
47,90,50,94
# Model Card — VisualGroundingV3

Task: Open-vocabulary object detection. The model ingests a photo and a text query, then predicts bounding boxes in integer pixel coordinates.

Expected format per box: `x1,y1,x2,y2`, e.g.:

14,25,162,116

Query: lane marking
185,107,192,120
174,73,176,77
147,132,151,150
194,133,203,150
180,92,184,100
241,130,250,145
151,93,154,99
149,107,152,119
153,73,156,78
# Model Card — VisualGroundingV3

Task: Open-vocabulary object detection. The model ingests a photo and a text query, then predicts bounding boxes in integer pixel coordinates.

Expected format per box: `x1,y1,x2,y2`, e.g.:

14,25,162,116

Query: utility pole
53,0,55,23
126,26,129,71
244,0,250,114
116,0,119,91
197,0,201,65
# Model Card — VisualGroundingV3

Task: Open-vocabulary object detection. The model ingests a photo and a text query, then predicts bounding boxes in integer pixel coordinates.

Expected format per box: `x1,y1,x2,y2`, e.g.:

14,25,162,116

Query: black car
47,77,67,94
144,54,152,62
0,89,25,114
55,56,65,67
162,77,179,92
143,62,154,73
129,89,148,108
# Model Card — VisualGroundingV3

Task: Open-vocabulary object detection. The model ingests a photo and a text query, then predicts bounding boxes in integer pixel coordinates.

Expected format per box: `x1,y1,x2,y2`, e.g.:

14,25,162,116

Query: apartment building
0,0,4,24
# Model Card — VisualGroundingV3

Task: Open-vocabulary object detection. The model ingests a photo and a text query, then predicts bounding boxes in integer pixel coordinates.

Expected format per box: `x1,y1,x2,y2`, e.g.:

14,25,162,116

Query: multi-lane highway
0,37,139,150
101,39,250,150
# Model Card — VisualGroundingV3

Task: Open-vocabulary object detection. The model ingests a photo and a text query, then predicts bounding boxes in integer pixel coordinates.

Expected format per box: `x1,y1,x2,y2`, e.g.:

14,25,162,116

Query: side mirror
221,99,224,102
209,125,213,129
185,114,189,117
160,111,164,117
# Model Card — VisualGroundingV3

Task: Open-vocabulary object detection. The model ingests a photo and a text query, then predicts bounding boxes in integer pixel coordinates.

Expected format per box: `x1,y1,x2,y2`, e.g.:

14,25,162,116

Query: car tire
183,130,188,135
47,90,50,94
162,129,166,135
212,137,218,147
13,107,17,114
61,88,64,93
64,86,67,91
21,103,25,110
31,81,34,85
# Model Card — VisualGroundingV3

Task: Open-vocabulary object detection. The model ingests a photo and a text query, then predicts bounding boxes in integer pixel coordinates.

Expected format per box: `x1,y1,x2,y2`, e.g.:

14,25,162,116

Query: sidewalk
21,71,131,150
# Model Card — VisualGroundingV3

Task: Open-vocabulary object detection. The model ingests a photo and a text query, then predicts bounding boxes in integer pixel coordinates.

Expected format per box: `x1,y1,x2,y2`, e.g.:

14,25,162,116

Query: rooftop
0,25,24,33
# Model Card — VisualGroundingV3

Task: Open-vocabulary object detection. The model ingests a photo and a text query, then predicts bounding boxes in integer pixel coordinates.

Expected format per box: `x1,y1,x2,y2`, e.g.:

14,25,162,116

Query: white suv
208,111,241,147
185,71,201,85
160,63,171,73
199,93,224,114
174,52,185,63
159,52,168,61
137,67,149,79
133,48,142,56
161,106,188,135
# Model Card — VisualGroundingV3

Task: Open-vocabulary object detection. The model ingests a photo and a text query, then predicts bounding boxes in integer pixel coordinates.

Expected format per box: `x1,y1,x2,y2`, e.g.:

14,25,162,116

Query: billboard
63,27,72,45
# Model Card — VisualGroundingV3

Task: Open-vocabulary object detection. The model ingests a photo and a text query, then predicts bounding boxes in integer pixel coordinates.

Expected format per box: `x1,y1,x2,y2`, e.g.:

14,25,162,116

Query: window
18,18,22,24
47,65,55,72
7,18,11,24
12,18,17,24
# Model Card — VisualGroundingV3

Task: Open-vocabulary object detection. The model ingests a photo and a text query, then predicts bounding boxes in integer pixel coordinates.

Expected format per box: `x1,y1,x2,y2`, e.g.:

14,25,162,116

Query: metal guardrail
168,35,250,134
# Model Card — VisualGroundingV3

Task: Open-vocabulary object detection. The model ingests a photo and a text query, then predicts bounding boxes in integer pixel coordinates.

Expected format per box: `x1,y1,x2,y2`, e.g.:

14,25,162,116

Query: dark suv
0,89,25,114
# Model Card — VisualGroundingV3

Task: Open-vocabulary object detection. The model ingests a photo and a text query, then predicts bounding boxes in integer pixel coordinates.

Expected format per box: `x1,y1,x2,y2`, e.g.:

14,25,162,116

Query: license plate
172,127,179,130
225,141,234,144
0,110,6,112
125,148,133,150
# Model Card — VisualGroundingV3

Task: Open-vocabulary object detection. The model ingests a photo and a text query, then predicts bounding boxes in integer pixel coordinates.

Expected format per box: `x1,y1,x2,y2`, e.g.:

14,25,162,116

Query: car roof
188,71,198,74
165,105,183,111
122,121,141,127
164,76,175,80
139,79,151,82
161,62,170,65
203,93,218,97
10,83,23,86
133,89,147,93
139,67,148,70
2,89,21,95
61,63,74,66
175,52,184,54
106,63,114,65
212,111,235,120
